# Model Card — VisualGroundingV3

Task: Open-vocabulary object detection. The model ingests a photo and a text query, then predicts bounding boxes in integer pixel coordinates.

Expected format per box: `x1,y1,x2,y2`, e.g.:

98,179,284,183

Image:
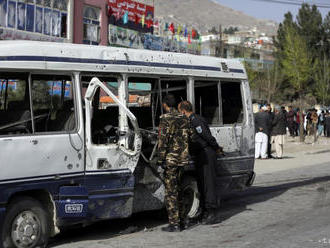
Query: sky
215,0,330,23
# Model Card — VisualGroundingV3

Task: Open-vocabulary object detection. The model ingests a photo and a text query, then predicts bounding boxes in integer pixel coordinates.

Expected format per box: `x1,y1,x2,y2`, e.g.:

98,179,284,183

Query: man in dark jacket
286,106,295,137
178,101,222,225
266,104,274,158
255,106,271,135
325,111,330,137
271,106,287,159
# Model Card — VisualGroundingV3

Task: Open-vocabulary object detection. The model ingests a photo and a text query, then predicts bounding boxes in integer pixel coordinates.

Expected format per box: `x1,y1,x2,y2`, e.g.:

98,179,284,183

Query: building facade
0,0,201,55
0,0,74,42
73,0,108,45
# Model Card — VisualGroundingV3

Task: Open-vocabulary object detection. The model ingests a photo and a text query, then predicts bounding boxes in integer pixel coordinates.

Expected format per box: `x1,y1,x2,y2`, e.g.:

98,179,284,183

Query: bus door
84,76,142,219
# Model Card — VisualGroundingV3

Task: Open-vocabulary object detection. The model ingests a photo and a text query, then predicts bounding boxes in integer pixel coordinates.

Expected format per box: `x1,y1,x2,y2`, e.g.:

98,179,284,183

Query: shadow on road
49,209,169,247
305,149,330,155
216,175,330,223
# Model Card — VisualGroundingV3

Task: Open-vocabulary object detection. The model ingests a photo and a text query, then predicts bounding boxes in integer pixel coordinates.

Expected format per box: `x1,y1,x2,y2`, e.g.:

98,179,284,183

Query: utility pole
219,25,223,57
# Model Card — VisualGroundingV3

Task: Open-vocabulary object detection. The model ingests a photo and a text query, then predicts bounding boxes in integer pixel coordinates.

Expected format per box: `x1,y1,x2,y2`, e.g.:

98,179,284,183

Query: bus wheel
182,176,201,219
2,197,50,248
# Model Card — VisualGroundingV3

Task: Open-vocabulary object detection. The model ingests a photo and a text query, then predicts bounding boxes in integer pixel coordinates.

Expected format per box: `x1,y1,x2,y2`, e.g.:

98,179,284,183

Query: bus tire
2,197,50,248
182,176,201,219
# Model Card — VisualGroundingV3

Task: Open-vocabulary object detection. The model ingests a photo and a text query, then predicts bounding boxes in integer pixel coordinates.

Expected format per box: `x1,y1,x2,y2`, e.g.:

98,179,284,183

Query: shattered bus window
31,75,75,132
127,78,154,129
161,79,187,105
221,82,244,124
126,78,158,158
194,81,220,125
0,74,31,135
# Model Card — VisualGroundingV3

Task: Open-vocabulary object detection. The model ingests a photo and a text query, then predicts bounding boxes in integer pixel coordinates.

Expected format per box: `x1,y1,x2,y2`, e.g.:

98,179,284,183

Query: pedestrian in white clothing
255,130,268,159
254,106,271,159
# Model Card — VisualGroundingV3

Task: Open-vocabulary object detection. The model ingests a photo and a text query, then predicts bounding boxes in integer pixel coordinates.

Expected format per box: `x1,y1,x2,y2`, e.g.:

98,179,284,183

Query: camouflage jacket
158,108,191,166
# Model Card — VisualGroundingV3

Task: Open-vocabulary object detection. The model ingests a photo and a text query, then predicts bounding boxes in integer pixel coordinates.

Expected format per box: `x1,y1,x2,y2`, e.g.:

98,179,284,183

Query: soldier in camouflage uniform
158,94,190,232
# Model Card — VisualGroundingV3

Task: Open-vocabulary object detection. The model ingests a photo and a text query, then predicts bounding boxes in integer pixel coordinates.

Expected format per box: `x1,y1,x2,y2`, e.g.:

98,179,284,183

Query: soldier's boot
202,208,218,225
161,224,181,232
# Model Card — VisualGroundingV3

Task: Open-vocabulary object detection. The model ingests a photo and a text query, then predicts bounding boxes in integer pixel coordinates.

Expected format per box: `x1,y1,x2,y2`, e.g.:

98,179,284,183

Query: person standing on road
312,109,317,135
296,108,304,136
318,110,325,136
157,94,190,232
325,111,330,137
254,106,271,159
178,100,223,225
306,109,312,136
286,106,295,137
266,104,274,158
271,106,287,159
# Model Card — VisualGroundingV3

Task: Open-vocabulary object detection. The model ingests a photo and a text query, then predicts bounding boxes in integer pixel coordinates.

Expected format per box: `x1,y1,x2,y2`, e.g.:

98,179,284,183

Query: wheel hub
11,211,40,248
23,225,34,237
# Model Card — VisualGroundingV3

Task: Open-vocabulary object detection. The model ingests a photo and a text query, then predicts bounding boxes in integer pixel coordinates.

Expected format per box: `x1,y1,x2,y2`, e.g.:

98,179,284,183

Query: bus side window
221,82,243,124
31,75,76,133
0,75,31,135
127,78,154,129
194,81,221,125
160,80,187,106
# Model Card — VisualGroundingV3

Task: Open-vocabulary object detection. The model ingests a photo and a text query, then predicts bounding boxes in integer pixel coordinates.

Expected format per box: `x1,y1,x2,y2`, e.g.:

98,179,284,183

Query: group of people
286,107,330,138
255,104,330,160
157,94,223,232
254,104,287,159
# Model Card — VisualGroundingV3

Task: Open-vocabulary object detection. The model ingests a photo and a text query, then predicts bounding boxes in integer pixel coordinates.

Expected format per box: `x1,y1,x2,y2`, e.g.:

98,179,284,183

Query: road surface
50,138,330,248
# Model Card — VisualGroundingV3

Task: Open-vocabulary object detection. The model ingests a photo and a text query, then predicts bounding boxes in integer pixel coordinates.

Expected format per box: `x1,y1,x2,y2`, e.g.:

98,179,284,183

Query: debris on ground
143,227,154,232
119,226,139,235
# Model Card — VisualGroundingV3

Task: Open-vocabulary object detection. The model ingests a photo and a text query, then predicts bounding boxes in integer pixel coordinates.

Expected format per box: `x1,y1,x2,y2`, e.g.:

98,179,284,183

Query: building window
0,0,68,38
83,5,100,45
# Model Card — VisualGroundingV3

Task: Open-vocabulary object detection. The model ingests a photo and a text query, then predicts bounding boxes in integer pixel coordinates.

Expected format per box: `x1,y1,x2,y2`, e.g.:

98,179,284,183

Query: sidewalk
254,136,330,175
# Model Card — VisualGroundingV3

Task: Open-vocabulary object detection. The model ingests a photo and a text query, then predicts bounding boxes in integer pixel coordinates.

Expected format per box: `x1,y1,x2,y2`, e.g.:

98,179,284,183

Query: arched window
83,5,100,45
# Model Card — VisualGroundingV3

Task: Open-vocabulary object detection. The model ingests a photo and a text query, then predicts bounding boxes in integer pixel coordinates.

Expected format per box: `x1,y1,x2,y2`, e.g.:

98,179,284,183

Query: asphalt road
50,151,330,248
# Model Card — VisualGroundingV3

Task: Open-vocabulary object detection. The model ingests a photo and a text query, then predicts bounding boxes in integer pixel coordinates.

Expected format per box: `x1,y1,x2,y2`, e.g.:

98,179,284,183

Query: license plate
65,204,83,214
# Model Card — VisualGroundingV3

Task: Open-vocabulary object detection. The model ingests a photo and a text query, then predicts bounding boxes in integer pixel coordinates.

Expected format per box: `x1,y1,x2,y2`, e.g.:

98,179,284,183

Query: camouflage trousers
164,165,185,226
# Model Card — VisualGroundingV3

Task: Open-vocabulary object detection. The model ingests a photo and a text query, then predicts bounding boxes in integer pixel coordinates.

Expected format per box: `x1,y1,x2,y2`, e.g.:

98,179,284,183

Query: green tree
314,57,330,105
274,11,295,59
282,25,312,142
265,61,284,103
322,12,330,58
244,61,258,88
296,4,323,59
271,5,330,108
245,61,283,103
223,26,238,35
208,26,218,35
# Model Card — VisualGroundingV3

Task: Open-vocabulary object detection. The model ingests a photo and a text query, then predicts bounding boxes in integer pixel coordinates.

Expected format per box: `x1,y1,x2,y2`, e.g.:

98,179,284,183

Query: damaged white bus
0,41,255,248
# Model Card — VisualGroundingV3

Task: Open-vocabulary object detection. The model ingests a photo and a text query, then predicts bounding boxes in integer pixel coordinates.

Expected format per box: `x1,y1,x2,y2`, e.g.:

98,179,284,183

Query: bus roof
0,40,247,80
